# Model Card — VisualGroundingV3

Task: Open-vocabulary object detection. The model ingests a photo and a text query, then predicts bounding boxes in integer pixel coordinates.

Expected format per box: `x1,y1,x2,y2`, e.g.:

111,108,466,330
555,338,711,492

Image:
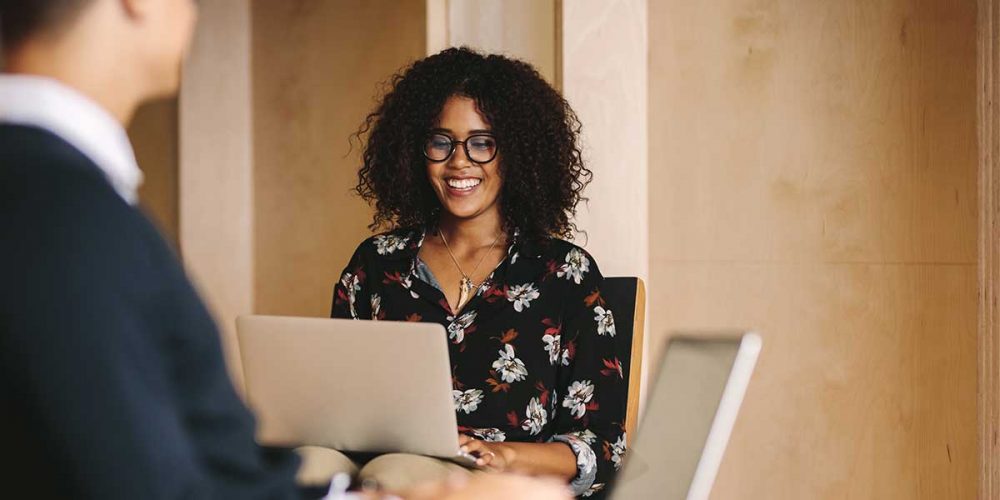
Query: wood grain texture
251,0,425,317
179,0,254,388
649,1,977,498
626,278,646,445
560,0,650,407
980,0,1000,497
446,0,557,83
130,97,179,248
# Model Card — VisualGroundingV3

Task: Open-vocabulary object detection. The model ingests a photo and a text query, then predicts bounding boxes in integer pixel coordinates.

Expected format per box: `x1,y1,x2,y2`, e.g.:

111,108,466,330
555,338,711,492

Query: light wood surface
626,278,646,446
980,0,1000,496
442,0,557,83
560,0,650,408
648,1,977,498
129,98,179,248
251,0,425,317
178,0,254,388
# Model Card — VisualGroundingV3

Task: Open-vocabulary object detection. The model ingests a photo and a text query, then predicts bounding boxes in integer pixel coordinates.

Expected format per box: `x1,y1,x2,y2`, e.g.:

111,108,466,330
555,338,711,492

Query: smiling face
425,95,503,224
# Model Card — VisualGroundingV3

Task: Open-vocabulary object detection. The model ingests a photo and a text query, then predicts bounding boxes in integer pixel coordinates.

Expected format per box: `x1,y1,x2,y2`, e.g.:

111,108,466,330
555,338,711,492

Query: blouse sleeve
550,250,627,498
330,242,374,320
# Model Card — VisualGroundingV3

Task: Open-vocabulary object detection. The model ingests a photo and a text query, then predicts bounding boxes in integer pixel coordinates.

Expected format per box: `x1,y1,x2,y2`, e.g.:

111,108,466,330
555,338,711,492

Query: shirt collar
382,226,542,263
0,74,143,204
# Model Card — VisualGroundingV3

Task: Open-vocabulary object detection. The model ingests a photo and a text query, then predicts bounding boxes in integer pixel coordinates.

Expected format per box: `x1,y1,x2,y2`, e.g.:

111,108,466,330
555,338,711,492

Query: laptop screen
611,335,757,500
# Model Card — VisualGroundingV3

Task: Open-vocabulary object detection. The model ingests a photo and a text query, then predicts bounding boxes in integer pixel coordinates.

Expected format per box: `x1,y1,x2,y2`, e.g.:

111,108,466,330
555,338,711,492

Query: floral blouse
331,227,626,497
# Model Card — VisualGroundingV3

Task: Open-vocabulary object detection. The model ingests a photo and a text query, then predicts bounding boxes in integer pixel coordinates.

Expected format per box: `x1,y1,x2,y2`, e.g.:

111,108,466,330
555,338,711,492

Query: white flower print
340,271,361,319
521,396,548,435
446,311,477,344
506,282,540,312
370,293,381,320
491,344,528,383
453,388,484,414
542,333,562,365
568,429,598,445
470,428,507,442
557,248,590,284
582,484,605,497
593,306,616,337
577,443,598,475
400,273,420,299
610,433,627,470
562,380,595,419
373,234,407,255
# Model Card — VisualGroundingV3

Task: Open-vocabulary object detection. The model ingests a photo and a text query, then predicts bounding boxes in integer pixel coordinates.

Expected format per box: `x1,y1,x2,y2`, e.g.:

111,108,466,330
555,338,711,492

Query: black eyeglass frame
422,133,499,164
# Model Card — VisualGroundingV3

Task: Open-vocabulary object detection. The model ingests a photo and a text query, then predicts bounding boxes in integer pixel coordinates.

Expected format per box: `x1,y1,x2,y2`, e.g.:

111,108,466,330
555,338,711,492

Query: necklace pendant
457,276,474,311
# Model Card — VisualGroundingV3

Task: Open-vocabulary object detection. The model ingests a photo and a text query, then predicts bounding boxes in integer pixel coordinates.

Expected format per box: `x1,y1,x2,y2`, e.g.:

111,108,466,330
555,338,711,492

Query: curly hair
353,47,591,247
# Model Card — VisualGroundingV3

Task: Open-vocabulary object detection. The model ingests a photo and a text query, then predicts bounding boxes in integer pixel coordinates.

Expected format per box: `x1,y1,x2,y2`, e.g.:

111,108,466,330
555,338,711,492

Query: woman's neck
436,211,505,250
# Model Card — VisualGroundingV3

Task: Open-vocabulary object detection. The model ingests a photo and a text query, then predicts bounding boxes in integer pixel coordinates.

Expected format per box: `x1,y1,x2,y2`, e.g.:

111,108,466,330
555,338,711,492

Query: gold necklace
439,229,504,311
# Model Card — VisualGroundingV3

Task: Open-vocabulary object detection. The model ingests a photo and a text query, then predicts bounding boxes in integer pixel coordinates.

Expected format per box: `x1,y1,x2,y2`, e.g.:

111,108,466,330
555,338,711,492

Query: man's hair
0,0,94,50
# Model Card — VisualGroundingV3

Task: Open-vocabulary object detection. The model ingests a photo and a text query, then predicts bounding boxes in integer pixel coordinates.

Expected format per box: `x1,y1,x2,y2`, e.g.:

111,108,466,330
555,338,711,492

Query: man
0,1,566,499
0,0,306,497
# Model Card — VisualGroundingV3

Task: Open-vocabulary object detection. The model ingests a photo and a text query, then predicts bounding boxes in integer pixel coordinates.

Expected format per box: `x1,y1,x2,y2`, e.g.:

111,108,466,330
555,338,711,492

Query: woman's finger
461,438,485,455
458,434,473,446
477,449,498,467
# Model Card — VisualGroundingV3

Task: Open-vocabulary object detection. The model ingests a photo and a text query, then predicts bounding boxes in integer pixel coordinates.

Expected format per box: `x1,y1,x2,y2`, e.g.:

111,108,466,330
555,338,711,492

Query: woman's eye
430,138,451,149
469,137,496,150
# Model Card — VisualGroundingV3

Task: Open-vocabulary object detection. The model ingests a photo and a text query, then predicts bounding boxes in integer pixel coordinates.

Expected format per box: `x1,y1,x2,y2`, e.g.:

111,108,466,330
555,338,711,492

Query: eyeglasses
423,133,498,164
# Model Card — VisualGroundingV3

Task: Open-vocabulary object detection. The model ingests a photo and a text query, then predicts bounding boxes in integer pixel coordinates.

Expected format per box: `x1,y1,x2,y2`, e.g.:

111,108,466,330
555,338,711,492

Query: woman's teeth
447,178,482,190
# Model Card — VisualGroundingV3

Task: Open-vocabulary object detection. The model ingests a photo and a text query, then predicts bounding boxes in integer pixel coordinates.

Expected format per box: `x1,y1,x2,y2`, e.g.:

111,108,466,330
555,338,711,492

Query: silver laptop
610,332,761,500
236,315,478,466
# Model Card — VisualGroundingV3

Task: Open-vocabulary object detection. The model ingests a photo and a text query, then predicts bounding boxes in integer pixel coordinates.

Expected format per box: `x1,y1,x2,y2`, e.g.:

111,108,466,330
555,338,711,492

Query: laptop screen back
611,335,757,500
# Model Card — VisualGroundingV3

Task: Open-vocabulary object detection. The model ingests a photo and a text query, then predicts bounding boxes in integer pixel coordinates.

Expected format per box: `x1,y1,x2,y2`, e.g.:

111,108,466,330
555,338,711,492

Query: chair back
601,277,646,444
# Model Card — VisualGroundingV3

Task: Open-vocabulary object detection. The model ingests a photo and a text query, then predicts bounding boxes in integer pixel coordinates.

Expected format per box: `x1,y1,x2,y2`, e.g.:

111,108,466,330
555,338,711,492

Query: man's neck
4,41,142,125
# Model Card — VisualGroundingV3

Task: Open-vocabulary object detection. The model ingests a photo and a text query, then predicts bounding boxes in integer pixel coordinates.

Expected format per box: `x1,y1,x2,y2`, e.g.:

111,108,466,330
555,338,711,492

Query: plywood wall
252,0,426,317
179,0,254,388
648,1,977,498
130,98,179,248
439,0,558,83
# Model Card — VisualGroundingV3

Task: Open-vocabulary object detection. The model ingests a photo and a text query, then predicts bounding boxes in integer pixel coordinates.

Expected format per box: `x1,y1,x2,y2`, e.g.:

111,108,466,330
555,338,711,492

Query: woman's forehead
434,95,491,131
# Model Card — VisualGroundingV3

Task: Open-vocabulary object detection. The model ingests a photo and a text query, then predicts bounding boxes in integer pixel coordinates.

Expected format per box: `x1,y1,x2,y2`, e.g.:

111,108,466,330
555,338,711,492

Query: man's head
0,0,197,110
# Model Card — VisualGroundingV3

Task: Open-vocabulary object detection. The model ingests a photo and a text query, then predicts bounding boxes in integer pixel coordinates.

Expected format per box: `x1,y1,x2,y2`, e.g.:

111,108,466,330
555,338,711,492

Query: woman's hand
459,434,514,471
458,433,577,479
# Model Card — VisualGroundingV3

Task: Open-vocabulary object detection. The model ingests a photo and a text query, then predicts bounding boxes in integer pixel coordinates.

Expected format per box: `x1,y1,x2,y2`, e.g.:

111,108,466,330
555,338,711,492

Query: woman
330,47,625,498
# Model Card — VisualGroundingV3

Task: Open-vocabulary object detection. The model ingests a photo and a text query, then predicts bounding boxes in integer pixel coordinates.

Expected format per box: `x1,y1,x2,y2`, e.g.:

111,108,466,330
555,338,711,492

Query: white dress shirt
0,74,143,204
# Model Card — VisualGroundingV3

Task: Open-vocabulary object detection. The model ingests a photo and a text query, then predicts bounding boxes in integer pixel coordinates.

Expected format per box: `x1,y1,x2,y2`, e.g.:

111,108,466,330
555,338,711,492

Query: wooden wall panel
444,0,557,83
979,0,1000,496
179,0,254,387
649,1,977,498
561,0,648,282
252,0,426,317
130,97,179,248
561,0,650,404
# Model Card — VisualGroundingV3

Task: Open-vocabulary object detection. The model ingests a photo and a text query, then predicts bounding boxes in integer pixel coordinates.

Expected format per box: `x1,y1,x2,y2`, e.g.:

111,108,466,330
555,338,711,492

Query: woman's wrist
496,442,577,480
495,442,517,470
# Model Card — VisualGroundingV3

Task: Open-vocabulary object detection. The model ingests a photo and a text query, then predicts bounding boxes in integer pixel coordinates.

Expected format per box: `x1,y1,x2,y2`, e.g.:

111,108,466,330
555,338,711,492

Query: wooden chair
601,277,646,444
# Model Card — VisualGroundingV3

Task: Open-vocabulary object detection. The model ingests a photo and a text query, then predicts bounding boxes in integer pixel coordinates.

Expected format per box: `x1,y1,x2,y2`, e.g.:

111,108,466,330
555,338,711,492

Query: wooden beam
979,0,1000,496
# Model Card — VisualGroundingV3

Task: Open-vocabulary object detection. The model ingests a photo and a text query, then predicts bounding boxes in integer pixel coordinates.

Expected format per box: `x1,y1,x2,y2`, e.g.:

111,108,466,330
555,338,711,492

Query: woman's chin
441,201,492,221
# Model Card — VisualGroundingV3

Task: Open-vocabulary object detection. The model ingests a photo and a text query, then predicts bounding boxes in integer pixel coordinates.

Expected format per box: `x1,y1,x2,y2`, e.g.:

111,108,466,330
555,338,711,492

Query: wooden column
560,0,649,404
178,0,254,389
980,0,1000,496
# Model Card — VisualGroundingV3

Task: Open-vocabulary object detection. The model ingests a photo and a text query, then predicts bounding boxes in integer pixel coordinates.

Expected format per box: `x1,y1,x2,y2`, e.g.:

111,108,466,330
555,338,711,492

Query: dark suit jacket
0,124,303,499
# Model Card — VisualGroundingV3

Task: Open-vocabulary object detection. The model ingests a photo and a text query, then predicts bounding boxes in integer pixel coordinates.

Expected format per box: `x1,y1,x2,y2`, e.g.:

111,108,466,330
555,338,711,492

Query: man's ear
119,0,152,19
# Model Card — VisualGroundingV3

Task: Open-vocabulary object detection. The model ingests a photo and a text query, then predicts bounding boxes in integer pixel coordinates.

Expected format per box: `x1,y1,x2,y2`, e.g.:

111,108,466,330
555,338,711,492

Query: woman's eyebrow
429,127,494,135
